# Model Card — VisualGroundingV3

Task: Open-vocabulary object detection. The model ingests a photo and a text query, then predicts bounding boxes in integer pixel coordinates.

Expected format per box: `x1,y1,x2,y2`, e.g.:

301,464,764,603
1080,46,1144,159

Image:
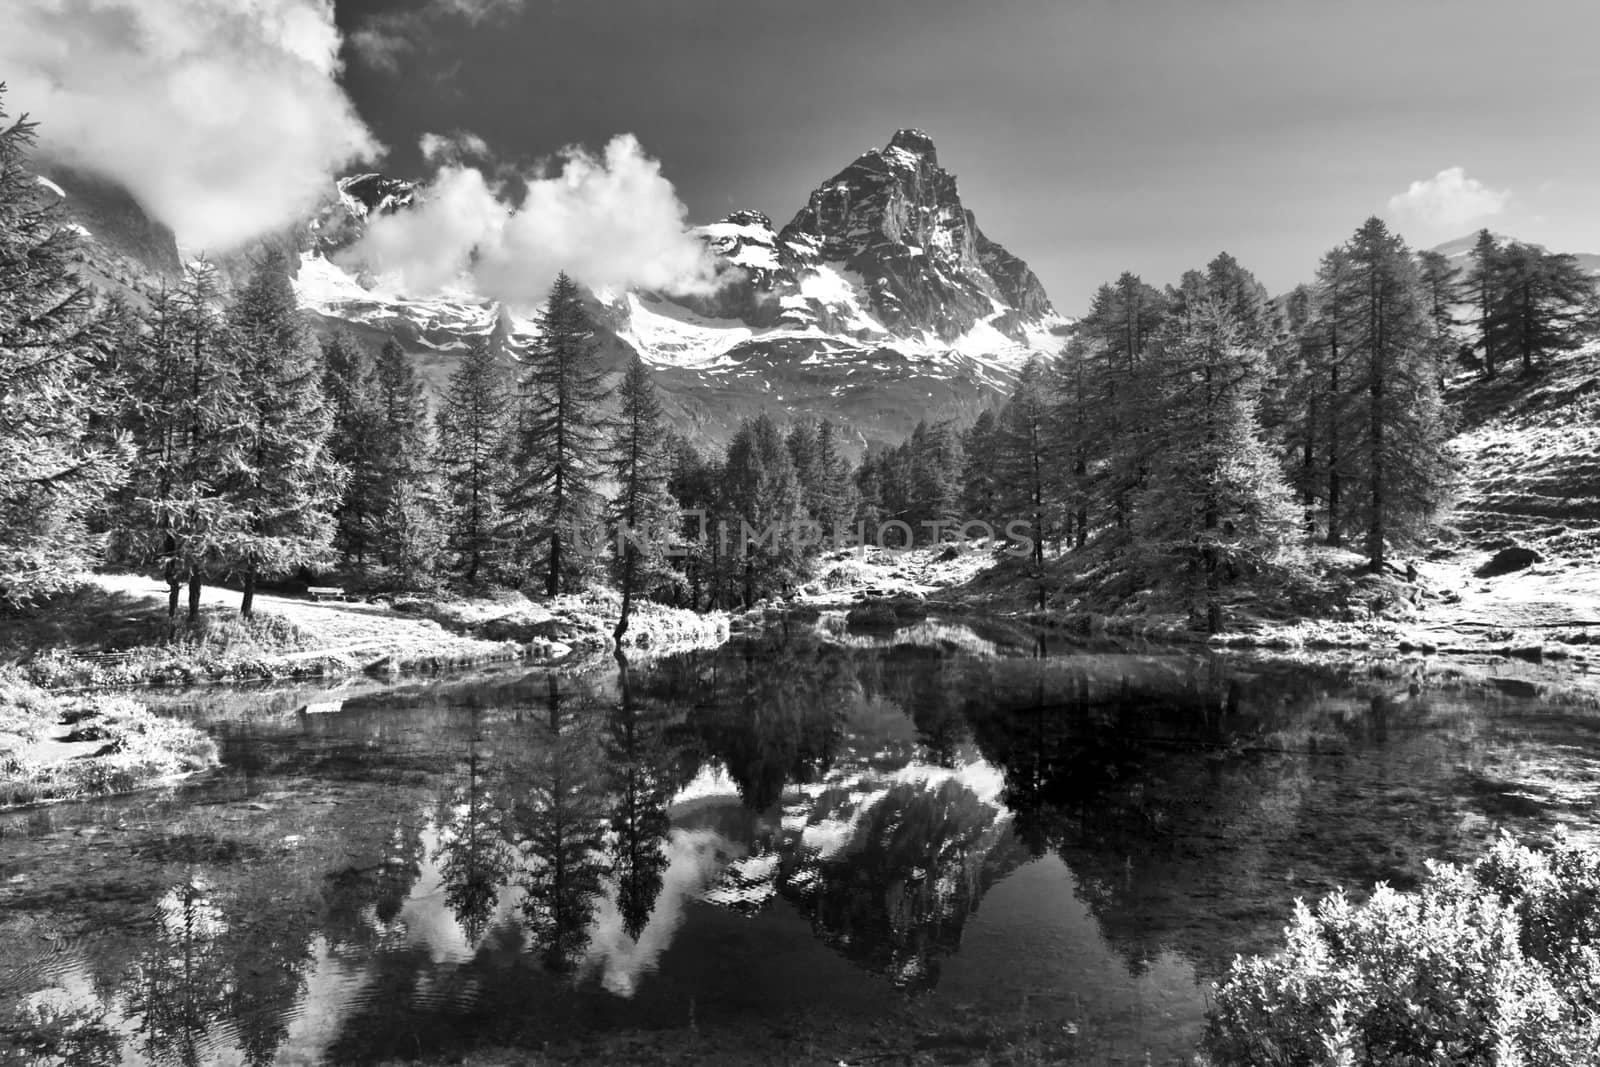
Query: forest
5,90,1599,639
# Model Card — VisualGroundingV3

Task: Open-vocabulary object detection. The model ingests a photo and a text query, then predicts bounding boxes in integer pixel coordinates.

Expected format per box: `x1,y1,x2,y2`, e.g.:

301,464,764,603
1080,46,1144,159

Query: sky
5,0,1599,314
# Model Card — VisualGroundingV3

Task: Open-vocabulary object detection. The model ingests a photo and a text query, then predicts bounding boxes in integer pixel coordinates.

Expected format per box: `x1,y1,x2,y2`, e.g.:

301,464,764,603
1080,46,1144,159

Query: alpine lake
4,613,1598,1065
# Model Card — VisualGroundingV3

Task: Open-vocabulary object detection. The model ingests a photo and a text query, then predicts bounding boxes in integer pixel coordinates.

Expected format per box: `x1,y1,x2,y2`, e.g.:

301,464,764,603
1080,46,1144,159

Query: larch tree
368,338,440,587
435,336,510,585
114,263,247,622
1334,218,1454,572
722,413,804,605
320,332,381,566
1138,285,1297,631
959,409,1001,529
811,419,858,535
505,272,610,596
1307,245,1360,546
1464,229,1502,379
225,249,343,616
606,356,676,642
1487,242,1600,375
994,356,1054,571
0,89,126,602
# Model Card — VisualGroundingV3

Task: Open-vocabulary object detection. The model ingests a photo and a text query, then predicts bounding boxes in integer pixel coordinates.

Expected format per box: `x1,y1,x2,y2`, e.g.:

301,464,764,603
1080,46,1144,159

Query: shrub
1203,832,1600,1066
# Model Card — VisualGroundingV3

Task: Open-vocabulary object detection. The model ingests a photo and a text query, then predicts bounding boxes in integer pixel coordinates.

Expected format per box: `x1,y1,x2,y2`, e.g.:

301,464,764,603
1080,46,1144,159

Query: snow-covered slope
52,130,1071,451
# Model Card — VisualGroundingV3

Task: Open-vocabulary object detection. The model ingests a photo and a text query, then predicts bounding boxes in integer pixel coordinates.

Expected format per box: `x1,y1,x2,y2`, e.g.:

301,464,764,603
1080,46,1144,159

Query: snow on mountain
51,129,1069,451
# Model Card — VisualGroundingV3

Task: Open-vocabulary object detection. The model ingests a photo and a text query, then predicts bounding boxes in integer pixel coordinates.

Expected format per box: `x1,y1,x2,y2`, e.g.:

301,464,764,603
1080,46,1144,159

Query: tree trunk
614,546,635,643
241,567,256,619
187,573,202,623
546,529,561,598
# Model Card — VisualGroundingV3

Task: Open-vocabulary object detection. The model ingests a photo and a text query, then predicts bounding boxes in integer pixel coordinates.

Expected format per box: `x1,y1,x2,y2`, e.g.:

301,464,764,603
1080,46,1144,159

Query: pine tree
1307,245,1360,545
1138,290,1297,631
321,332,381,565
812,419,858,535
1334,218,1454,571
1079,273,1168,535
960,409,1000,527
1465,229,1502,379
225,249,343,616
0,88,126,602
723,413,804,605
994,358,1054,570
666,434,726,610
505,273,611,596
1487,242,1600,375
367,338,439,586
113,263,247,622
1050,339,1093,550
436,336,511,585
607,356,676,641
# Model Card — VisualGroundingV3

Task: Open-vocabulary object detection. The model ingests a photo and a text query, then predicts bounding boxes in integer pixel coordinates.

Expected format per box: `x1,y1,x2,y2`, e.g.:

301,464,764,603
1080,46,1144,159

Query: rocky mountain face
48,130,1068,453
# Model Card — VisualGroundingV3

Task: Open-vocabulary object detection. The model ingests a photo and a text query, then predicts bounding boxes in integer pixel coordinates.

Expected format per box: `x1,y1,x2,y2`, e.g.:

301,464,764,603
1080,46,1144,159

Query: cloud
1387,167,1511,232
349,0,525,71
419,130,491,166
343,134,724,303
0,0,379,251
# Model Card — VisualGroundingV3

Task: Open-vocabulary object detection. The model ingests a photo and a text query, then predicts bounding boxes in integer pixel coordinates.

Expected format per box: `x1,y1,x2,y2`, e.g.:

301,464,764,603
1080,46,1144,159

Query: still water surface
3,617,1599,1064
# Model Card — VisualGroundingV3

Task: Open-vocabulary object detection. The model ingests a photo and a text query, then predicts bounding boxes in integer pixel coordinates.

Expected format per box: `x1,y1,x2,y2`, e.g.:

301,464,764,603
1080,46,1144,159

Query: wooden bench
307,586,355,602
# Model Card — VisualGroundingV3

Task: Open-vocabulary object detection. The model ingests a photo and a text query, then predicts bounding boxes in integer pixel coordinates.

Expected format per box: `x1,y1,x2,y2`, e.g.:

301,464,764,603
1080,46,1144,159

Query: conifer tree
1079,273,1168,534
114,263,246,621
1334,218,1454,571
506,273,610,596
0,88,126,602
367,338,439,585
960,409,1000,527
994,358,1055,570
812,419,858,535
1050,341,1093,550
1307,246,1359,545
666,434,721,610
1138,290,1297,631
436,336,511,584
723,413,804,605
1486,242,1600,375
607,356,676,641
1465,229,1502,379
225,249,343,616
321,333,381,565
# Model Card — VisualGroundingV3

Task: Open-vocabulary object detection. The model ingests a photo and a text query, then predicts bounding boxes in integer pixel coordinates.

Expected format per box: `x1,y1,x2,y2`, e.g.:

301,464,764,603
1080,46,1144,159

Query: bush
1203,832,1600,1066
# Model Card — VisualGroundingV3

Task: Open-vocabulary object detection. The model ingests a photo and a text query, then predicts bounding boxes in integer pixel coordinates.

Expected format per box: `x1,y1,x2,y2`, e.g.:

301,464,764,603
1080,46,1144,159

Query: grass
0,671,218,808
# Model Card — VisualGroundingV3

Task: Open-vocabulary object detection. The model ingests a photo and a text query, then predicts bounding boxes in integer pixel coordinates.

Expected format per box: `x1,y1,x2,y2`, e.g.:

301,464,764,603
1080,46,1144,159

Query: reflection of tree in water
432,706,513,943
506,675,610,971
677,633,850,811
120,883,232,1067
606,655,674,941
0,998,121,1067
215,877,319,1066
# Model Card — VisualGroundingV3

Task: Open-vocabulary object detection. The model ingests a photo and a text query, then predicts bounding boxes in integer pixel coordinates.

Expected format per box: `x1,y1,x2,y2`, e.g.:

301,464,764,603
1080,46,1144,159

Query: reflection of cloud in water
580,828,727,997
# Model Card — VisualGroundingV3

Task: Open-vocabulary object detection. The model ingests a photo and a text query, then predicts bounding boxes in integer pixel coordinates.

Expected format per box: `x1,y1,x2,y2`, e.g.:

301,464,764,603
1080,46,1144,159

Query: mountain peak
885,128,938,167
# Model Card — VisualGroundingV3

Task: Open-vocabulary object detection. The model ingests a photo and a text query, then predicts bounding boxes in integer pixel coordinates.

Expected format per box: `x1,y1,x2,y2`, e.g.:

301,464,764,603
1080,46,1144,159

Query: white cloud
343,134,725,303
419,130,491,166
349,0,525,70
1387,167,1511,232
0,0,379,251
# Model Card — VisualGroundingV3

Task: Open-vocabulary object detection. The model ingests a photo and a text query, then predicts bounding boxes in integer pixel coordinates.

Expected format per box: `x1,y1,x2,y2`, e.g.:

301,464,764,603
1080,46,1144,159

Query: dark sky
334,0,1600,314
